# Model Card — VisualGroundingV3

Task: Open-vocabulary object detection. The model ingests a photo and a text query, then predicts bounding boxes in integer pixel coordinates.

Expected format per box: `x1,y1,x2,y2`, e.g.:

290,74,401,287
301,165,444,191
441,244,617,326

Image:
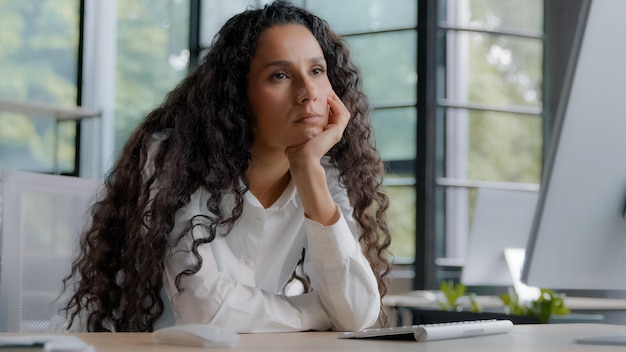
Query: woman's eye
312,67,325,75
272,72,288,80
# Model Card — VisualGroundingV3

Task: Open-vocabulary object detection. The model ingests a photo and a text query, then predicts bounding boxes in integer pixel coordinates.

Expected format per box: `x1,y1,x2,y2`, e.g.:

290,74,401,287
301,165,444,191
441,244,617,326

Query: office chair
0,170,101,332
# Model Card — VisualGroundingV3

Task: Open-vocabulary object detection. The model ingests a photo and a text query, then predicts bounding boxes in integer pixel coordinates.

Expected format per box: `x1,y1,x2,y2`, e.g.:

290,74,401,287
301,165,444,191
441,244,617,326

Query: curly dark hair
61,0,392,332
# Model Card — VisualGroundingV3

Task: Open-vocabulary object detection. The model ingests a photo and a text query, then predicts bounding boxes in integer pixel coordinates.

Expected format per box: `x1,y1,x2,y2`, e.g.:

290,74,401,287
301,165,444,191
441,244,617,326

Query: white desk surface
3,324,626,351
383,290,626,311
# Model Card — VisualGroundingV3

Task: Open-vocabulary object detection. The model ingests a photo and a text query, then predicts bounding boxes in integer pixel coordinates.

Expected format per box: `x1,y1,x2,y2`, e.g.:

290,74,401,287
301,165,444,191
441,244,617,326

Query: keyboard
338,319,513,342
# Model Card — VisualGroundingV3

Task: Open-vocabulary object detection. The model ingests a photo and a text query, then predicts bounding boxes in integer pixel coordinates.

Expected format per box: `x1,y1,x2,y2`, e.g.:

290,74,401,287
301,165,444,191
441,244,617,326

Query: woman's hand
285,92,350,169
286,92,350,226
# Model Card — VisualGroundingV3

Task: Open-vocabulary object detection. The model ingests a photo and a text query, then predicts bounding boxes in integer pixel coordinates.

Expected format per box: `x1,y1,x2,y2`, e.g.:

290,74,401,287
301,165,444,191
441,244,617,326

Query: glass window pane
445,0,544,34
0,0,80,173
199,1,309,48
385,184,416,260
444,30,543,108
0,114,77,173
200,0,258,47
437,0,545,281
346,31,417,106
115,0,190,153
308,0,417,34
372,107,416,161
465,109,542,183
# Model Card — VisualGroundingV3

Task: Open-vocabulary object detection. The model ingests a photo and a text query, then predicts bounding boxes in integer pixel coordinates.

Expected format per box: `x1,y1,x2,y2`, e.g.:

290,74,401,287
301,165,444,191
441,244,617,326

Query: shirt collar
270,179,298,212
244,179,298,212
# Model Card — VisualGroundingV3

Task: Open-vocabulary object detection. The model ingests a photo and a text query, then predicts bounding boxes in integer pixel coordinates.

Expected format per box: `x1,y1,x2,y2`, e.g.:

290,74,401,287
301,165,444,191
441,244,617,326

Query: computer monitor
521,0,626,291
461,188,538,288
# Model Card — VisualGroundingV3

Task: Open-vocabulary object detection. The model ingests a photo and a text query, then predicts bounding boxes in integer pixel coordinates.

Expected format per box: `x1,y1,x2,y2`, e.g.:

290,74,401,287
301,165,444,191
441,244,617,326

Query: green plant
499,287,570,323
437,280,483,313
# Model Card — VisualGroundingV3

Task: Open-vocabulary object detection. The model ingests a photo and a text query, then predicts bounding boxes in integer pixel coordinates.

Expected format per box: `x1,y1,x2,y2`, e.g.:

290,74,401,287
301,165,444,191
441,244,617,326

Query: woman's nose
296,76,317,103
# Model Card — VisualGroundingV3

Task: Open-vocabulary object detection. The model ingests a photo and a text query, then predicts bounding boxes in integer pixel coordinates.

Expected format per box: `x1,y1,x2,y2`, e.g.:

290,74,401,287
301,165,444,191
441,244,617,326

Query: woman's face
247,24,333,150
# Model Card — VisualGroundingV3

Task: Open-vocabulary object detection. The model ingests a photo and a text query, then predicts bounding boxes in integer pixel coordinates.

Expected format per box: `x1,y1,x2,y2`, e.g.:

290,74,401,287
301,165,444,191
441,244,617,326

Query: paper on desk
0,335,93,352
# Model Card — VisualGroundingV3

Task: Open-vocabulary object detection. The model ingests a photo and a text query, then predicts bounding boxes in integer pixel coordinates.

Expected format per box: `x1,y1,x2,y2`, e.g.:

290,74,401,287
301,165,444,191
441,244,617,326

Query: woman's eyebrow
310,56,326,64
263,56,326,69
264,60,291,69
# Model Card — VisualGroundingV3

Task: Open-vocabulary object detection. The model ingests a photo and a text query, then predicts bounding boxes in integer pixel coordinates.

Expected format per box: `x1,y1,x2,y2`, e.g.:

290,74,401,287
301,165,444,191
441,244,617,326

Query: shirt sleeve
162,191,333,333
302,160,381,332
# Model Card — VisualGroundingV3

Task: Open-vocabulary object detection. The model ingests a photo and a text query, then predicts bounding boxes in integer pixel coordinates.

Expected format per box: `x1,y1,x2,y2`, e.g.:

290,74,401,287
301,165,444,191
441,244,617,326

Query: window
433,0,544,285
0,0,81,174
0,0,190,177
114,0,191,154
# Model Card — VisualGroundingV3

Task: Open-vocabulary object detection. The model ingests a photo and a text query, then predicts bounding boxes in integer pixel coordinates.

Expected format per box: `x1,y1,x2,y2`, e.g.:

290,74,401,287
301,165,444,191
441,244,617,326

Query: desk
3,324,626,351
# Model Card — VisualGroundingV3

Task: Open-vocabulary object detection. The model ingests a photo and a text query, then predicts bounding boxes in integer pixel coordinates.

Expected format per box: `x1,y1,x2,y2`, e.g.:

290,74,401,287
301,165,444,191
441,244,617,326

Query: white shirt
157,157,380,333
141,133,381,333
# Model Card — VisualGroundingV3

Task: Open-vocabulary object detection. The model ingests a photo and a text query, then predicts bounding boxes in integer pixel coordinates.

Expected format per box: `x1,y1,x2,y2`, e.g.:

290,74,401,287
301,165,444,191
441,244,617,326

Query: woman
61,0,392,333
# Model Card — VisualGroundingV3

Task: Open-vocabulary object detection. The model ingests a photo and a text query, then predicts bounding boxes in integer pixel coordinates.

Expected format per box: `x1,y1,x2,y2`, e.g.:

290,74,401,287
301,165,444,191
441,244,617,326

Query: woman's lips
295,113,323,123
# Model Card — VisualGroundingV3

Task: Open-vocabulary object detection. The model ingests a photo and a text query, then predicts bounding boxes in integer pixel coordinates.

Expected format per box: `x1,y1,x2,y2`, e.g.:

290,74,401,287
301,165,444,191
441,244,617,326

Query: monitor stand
503,248,540,303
